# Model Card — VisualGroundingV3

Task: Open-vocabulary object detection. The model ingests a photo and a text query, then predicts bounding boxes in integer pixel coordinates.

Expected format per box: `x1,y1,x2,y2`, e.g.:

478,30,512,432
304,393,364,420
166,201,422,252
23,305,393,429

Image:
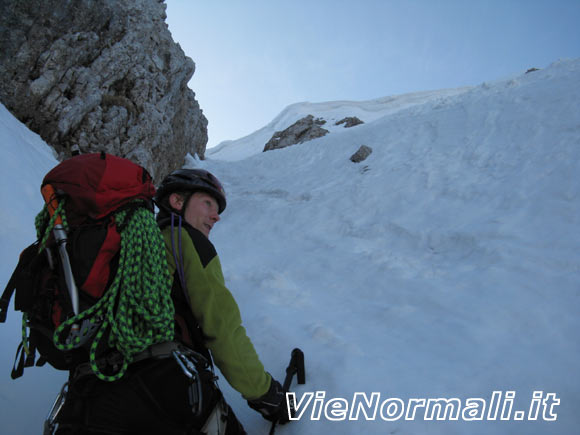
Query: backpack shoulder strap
0,242,39,323
0,271,17,323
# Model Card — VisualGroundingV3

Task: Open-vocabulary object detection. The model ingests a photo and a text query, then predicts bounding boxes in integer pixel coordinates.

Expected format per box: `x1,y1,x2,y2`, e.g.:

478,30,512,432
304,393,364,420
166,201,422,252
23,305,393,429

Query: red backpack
1,152,175,380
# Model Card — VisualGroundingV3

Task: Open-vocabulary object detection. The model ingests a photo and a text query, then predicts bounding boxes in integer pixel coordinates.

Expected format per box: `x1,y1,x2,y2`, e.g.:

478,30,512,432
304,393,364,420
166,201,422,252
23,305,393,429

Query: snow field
0,59,578,434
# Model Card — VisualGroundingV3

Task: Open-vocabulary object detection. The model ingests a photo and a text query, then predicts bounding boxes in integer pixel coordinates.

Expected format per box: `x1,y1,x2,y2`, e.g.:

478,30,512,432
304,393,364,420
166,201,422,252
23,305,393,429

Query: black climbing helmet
155,169,226,214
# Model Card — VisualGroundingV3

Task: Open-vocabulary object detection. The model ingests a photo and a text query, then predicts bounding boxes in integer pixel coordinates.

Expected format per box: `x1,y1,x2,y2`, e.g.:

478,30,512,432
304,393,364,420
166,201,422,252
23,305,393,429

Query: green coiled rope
33,200,175,382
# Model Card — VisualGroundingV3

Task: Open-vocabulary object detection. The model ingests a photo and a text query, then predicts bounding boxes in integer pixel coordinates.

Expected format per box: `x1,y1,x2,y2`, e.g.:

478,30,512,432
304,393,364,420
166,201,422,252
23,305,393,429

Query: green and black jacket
160,219,271,400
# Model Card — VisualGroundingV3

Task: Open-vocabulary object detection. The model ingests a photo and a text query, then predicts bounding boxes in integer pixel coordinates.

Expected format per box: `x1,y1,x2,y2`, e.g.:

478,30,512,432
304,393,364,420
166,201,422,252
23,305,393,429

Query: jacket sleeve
163,227,271,400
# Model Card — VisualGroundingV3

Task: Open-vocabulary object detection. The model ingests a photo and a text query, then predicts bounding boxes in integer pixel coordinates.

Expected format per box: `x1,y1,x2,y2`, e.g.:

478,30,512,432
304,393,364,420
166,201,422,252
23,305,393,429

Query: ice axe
41,184,80,318
41,184,99,346
269,348,305,435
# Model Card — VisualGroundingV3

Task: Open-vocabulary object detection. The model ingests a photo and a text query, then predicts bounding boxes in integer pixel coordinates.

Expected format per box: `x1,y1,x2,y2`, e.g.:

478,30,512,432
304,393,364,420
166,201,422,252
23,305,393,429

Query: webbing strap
0,274,16,323
170,213,191,306
1,243,39,323
71,341,208,379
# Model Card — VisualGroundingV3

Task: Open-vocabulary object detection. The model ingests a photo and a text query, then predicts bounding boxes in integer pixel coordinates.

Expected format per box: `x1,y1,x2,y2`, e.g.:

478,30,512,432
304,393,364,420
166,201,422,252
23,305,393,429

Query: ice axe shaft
41,184,80,317
269,348,305,435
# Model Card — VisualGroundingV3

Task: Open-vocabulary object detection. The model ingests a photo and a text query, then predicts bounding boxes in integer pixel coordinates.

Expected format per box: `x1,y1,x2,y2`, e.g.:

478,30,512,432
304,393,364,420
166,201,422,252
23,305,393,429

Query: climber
153,168,291,434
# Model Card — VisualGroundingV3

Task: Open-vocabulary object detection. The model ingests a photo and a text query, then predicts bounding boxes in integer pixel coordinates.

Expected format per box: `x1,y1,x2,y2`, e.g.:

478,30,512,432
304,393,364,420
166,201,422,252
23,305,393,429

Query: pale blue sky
165,0,580,148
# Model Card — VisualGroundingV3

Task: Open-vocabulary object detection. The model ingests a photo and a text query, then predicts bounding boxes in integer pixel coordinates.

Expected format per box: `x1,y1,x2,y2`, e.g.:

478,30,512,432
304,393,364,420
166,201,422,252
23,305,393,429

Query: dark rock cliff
0,0,208,181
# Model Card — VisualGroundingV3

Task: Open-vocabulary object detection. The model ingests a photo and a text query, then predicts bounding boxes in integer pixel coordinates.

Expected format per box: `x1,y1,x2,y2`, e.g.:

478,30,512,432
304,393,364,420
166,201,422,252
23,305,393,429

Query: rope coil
32,201,174,381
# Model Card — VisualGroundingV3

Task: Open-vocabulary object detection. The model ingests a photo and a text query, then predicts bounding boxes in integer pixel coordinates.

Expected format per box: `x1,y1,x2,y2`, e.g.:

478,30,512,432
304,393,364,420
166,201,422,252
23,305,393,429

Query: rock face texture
0,0,207,181
264,115,329,152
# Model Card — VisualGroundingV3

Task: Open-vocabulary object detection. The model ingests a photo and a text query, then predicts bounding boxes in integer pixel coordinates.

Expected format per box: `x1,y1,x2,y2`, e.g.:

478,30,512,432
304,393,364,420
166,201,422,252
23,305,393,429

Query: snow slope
206,87,472,161
1,58,579,434
0,105,67,434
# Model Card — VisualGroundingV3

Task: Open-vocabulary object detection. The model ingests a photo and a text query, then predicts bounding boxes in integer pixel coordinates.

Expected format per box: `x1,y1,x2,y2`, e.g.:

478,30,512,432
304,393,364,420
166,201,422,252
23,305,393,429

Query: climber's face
169,191,220,238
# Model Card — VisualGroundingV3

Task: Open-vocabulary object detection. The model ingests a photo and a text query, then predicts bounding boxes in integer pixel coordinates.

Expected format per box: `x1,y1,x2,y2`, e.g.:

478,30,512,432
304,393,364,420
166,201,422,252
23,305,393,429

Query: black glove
247,377,295,424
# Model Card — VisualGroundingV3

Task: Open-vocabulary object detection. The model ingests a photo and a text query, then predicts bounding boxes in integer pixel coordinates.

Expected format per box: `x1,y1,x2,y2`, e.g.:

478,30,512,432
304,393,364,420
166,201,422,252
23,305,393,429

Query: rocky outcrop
0,0,208,181
350,145,373,163
264,115,329,152
335,116,364,128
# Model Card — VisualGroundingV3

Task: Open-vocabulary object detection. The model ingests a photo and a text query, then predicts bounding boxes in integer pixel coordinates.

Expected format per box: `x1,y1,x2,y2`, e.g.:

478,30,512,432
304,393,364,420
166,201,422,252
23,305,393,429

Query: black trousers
55,357,246,435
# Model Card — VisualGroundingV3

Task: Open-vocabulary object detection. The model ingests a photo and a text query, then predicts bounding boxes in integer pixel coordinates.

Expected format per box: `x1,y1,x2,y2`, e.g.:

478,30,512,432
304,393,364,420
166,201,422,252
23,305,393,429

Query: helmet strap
181,191,195,214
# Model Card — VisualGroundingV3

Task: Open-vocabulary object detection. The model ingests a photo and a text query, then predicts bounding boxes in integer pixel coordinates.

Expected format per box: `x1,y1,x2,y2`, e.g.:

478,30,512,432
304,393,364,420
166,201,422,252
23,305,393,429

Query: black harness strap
0,271,17,323
1,241,42,323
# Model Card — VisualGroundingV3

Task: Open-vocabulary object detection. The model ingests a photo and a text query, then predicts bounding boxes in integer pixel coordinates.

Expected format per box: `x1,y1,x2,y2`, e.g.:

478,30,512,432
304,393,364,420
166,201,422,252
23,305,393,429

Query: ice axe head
41,184,63,225
285,348,305,389
292,348,305,385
